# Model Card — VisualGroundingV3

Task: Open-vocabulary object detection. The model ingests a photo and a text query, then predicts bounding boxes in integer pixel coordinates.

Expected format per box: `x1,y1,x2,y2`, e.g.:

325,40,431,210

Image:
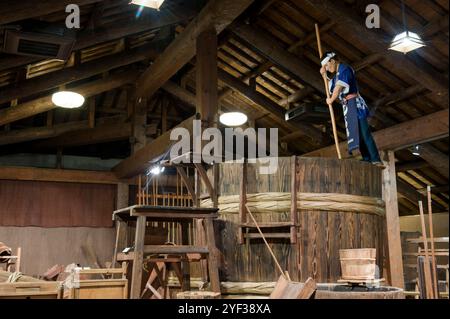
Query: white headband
321,52,336,66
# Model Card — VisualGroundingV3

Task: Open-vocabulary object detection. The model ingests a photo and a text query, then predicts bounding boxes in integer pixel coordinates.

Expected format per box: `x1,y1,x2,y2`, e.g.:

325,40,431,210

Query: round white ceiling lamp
219,112,248,127
52,91,85,109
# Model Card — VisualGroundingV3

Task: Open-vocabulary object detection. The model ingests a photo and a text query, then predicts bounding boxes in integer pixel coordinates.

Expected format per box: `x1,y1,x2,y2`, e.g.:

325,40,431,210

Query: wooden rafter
305,109,449,157
135,0,255,99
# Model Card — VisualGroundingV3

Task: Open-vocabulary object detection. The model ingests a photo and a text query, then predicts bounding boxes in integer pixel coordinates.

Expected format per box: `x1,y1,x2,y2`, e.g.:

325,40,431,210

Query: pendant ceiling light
130,0,165,10
411,145,421,156
219,112,248,127
51,91,85,109
389,0,425,54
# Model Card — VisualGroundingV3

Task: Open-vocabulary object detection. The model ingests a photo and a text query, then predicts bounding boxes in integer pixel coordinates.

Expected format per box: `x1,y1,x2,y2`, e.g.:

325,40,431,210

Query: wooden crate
65,266,128,299
0,281,62,299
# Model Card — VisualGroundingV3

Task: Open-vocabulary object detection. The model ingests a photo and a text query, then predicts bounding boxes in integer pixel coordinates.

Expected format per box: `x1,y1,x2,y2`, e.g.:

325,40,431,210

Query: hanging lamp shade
130,0,165,10
51,91,85,109
219,112,248,127
389,31,426,54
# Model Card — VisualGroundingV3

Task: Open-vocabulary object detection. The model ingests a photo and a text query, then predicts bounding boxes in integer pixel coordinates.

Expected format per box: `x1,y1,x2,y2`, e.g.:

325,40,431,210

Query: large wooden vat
202,157,386,283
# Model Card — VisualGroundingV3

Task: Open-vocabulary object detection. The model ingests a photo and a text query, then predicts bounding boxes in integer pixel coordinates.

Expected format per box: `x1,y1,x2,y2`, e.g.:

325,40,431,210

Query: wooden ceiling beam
0,44,159,105
135,0,254,99
304,108,449,157
0,70,139,126
397,178,446,212
0,116,127,146
303,0,449,98
396,160,429,172
0,166,122,185
217,69,326,146
231,22,324,93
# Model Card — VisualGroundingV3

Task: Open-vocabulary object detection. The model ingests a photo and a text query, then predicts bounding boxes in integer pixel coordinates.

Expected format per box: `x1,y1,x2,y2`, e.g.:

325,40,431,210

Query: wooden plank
130,216,146,299
0,70,139,126
144,245,209,255
305,109,449,157
135,0,255,99
0,166,122,184
382,151,405,289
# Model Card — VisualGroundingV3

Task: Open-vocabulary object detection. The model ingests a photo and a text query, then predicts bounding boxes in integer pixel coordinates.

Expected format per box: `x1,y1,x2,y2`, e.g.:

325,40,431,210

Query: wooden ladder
238,156,298,244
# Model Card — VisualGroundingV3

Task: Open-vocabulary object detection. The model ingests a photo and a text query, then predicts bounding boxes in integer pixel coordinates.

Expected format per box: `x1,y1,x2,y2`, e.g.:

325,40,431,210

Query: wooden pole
245,204,290,281
314,24,342,159
427,186,439,298
418,200,434,299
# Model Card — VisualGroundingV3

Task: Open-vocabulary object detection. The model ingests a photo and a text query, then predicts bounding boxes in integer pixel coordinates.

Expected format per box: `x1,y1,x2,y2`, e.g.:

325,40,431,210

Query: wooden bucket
339,248,377,280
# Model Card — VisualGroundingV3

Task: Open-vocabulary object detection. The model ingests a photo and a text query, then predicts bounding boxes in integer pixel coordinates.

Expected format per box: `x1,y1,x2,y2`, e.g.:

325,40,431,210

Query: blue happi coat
329,63,370,154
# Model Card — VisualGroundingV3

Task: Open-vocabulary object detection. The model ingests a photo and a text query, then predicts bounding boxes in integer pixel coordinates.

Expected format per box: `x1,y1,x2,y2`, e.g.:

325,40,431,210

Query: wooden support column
196,28,221,293
290,156,298,244
88,98,96,129
204,218,221,293
130,215,146,299
238,162,247,244
381,150,405,289
132,97,147,153
113,183,129,267
196,27,218,125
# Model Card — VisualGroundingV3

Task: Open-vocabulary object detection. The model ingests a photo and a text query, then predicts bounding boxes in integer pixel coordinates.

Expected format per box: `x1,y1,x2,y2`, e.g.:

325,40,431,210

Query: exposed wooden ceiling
0,0,448,216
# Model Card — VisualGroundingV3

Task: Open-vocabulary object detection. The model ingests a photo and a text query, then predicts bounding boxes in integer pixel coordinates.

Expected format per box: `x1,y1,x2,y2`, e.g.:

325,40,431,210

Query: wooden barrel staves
201,157,386,283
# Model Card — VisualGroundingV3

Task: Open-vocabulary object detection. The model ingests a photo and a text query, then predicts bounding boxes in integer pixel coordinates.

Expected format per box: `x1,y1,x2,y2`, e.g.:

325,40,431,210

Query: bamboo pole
245,204,290,281
427,186,439,298
418,200,435,299
315,23,342,159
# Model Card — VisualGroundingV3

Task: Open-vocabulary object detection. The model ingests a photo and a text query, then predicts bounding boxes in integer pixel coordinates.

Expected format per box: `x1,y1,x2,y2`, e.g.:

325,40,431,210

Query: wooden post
130,215,146,299
238,162,247,244
381,150,404,288
181,221,191,291
113,183,129,267
132,97,147,153
426,186,439,298
419,201,434,299
204,218,221,293
314,23,342,159
88,98,96,129
290,156,298,244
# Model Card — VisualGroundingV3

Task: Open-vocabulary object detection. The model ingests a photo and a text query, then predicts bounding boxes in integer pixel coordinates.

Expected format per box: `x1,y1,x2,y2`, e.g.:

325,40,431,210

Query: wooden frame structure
113,205,220,299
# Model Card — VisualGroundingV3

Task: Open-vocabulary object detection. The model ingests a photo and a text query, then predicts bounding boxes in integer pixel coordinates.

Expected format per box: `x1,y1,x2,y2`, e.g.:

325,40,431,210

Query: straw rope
201,192,385,216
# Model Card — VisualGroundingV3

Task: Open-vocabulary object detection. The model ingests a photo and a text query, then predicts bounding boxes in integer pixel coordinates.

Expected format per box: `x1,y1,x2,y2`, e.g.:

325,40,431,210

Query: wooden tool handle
315,24,342,159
